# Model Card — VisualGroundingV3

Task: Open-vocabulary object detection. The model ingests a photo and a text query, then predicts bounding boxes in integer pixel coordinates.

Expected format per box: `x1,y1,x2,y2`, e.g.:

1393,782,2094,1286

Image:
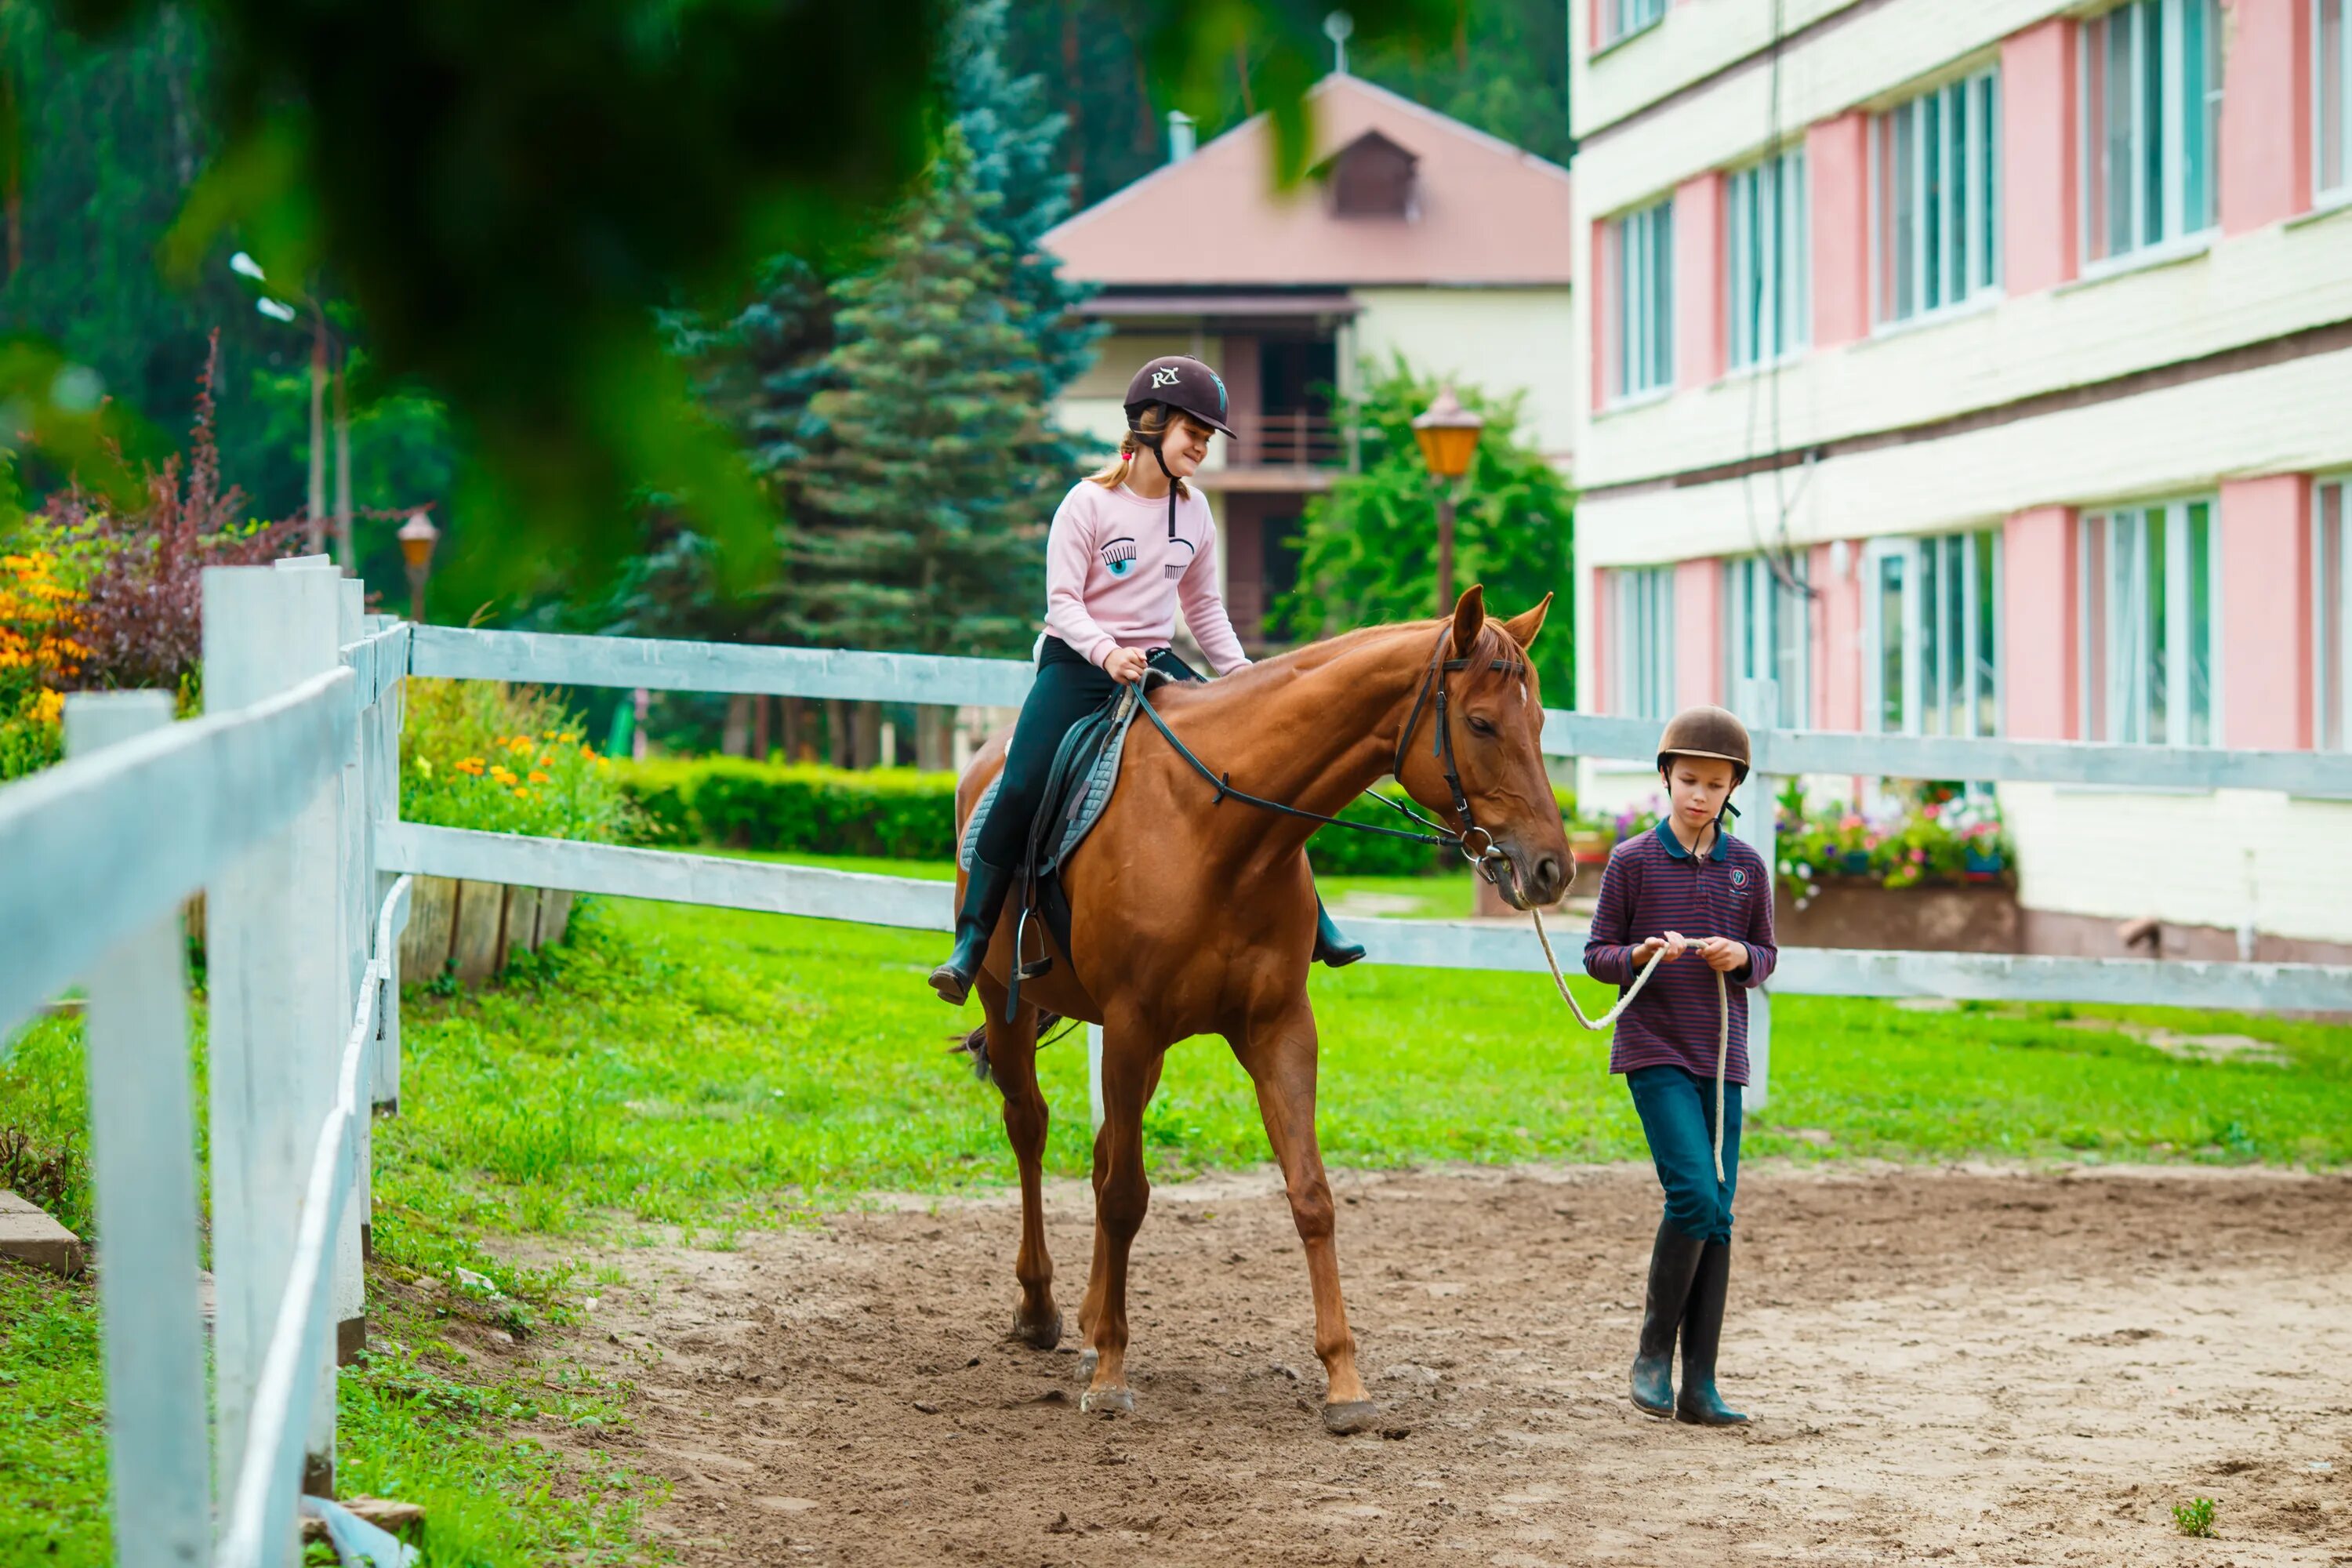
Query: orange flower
454,757,487,776
513,787,533,800
489,764,518,786
528,770,550,784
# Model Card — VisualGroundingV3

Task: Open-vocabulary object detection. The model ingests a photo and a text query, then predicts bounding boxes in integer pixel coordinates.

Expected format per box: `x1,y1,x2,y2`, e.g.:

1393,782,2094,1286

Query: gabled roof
1041,74,1574,290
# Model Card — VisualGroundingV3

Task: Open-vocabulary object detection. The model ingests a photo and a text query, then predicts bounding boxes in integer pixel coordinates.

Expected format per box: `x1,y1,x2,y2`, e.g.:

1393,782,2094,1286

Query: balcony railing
1228,408,1345,469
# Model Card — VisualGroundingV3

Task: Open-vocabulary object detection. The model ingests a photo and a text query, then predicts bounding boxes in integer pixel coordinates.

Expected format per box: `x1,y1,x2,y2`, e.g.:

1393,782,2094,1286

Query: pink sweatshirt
1042,479,1251,676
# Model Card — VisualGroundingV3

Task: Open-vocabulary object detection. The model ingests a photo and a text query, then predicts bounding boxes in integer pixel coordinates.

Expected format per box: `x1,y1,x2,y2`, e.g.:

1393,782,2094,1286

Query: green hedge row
615,757,1573,877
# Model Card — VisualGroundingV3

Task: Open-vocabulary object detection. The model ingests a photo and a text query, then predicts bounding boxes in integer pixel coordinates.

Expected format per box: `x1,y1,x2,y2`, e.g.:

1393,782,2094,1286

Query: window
2079,499,2220,745
2321,0,2351,199
1599,0,1665,48
2318,477,2350,749
2081,0,2223,263
1725,555,1811,728
1610,568,1677,720
1727,148,1809,368
1862,532,2003,737
1875,69,2002,324
1609,199,1675,401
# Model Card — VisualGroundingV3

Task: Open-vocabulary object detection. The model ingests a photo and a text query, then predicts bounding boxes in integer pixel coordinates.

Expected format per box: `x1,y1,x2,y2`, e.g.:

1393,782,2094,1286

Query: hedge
614,757,1573,877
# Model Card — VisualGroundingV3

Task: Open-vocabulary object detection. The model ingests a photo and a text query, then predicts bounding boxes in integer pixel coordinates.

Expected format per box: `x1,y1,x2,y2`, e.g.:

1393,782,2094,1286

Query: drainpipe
1167,111,1196,162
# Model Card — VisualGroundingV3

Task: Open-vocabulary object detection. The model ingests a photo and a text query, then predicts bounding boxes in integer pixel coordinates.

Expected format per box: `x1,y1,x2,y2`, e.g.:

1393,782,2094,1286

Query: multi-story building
1571,0,2352,960
1044,71,1576,648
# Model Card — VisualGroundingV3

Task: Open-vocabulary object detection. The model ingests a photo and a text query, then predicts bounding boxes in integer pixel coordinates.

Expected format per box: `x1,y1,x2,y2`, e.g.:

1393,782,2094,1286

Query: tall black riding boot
1675,1239,1749,1426
1312,896,1367,967
929,857,1015,1006
1631,1219,1706,1415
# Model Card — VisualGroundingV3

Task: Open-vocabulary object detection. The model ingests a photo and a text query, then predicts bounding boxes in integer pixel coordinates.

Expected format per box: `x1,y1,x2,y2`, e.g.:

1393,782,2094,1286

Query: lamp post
231,251,349,568
1411,386,1484,613
397,514,439,623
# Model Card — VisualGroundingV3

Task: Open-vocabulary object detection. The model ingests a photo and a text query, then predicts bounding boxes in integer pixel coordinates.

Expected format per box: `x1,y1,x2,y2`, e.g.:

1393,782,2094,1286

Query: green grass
4,860,2349,1561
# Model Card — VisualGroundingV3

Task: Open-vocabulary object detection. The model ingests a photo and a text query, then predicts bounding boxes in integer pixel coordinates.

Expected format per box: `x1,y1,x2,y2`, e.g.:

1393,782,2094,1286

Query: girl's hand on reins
1631,930,1689,967
1105,647,1149,684
1696,936,1749,974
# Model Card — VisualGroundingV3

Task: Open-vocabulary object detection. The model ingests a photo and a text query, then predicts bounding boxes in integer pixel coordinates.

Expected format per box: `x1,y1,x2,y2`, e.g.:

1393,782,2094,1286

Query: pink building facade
1572,0,2352,953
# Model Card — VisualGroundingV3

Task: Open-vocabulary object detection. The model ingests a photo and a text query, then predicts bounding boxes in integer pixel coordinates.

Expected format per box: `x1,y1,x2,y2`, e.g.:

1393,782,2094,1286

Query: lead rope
1526,899,1732,1185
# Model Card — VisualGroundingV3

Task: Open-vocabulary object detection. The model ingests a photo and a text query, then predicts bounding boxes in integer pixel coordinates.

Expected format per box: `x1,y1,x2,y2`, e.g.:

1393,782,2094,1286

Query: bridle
1129,622,1527,886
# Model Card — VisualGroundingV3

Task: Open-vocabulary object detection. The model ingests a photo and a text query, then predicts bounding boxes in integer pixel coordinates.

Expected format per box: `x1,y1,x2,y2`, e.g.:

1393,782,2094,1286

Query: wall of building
1348,286,1579,463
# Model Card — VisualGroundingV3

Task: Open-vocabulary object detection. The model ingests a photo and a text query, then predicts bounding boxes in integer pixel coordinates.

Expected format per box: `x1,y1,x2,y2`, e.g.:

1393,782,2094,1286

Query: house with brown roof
1041,71,1575,648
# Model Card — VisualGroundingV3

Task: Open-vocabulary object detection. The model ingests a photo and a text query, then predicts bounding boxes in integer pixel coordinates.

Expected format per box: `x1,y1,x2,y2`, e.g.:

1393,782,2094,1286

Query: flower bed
1775,782,2013,908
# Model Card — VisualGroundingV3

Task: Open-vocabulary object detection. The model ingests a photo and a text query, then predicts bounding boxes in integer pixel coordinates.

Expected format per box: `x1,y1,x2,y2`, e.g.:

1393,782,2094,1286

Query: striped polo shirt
1582,821,1780,1083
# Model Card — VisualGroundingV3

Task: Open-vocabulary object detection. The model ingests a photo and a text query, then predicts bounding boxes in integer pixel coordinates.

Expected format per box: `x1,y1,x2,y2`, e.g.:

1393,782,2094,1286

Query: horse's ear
1449,584,1487,659
1501,593,1553,652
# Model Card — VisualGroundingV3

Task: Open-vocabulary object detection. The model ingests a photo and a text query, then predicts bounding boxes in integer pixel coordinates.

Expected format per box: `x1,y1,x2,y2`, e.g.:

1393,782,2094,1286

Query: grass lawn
3,862,2347,1562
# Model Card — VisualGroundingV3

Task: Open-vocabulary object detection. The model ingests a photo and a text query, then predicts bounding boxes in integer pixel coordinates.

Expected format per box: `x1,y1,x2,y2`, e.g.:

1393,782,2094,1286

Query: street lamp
230,251,348,568
1411,386,1484,613
397,514,440,623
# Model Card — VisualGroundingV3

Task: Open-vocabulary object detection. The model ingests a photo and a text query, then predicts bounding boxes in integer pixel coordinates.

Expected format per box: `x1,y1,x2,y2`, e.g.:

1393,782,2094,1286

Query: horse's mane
1167,615,1532,706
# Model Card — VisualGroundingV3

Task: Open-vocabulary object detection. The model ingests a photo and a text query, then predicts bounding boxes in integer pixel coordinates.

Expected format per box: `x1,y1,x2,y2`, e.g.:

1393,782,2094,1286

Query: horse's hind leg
1077,1017,1160,1415
1233,999,1379,1435
975,973,1059,1348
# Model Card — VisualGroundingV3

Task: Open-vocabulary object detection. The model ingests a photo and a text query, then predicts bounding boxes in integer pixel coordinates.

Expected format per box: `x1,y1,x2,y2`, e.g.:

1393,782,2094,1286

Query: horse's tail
952,1011,1067,1090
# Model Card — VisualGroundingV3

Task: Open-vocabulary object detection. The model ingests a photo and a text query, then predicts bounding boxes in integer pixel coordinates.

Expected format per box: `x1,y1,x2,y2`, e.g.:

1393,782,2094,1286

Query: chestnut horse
953,588,1570,1432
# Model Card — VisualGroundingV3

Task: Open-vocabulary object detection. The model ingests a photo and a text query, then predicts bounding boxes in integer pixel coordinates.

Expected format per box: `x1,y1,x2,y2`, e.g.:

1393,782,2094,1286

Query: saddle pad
958,690,1141,878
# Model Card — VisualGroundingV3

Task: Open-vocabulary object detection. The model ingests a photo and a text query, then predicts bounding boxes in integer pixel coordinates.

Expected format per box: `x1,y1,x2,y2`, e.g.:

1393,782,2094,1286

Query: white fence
4,578,2351,1566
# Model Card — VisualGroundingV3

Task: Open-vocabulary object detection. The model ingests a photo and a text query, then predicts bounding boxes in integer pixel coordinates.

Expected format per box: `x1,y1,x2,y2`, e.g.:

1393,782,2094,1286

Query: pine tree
800,126,1048,667
946,0,1100,401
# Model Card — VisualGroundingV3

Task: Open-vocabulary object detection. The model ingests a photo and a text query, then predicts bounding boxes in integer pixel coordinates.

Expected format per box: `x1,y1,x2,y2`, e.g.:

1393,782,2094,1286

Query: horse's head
1394,586,1572,911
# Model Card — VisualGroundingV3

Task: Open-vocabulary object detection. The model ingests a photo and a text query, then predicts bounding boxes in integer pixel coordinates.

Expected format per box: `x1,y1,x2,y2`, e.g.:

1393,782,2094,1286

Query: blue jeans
1627,1065,1742,1243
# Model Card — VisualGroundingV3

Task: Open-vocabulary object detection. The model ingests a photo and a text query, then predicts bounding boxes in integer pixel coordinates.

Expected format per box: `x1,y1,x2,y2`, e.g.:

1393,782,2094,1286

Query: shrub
401,679,642,844
1775,780,2016,902
612,757,1573,876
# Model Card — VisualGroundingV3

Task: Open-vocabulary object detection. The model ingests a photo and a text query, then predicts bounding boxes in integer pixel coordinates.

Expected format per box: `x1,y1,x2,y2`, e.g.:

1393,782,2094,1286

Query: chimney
1167,111,1196,163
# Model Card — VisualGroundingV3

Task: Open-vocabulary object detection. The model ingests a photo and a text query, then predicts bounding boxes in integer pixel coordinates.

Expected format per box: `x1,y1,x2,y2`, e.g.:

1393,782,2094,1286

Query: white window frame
2318,0,2351,201
1726,147,1809,369
1599,0,1666,49
2079,0,2223,267
1860,531,2005,739
1871,67,2002,326
1610,198,1675,401
1724,554,1811,728
2078,498,2225,746
1610,567,1677,720
2317,476,2350,750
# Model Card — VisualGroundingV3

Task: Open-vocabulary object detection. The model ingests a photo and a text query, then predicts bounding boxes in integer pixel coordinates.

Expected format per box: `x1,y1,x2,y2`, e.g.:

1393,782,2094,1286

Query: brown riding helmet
1657,705,1751,784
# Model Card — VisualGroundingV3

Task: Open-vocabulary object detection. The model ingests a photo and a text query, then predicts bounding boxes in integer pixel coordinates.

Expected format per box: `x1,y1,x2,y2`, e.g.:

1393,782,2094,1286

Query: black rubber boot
1312,896,1367,967
1631,1219,1706,1415
1675,1239,1749,1426
929,857,1015,1006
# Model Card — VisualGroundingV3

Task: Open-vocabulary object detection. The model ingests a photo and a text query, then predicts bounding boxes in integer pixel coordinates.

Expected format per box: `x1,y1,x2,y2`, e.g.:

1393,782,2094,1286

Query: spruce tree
800,125,1047,666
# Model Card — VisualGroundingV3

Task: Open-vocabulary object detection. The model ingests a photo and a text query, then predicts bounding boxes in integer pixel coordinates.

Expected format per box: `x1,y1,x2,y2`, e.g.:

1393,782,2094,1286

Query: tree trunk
332,342,354,572
915,708,953,772
307,322,328,556
826,699,851,767
722,694,753,757
853,702,883,771
750,694,771,761
780,697,805,763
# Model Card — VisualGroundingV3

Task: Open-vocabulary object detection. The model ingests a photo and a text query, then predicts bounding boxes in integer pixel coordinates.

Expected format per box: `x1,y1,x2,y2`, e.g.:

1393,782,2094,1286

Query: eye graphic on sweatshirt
1101,537,1138,578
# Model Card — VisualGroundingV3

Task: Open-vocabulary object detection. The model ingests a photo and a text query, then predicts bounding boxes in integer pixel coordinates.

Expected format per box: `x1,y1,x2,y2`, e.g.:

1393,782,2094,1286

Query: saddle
959,672,1178,1013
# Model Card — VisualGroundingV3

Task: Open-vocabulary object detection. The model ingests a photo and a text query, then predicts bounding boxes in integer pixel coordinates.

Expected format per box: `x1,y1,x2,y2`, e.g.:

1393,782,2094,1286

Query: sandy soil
514,1163,2352,1566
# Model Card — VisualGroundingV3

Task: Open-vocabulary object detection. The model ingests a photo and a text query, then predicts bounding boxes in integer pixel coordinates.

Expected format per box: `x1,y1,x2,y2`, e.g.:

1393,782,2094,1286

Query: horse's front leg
1077,1015,1160,1415
1234,999,1378,1434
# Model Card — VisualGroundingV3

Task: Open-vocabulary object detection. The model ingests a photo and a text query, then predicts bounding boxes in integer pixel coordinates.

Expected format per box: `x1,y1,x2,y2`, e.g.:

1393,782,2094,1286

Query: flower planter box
1777,879,2020,953
397,876,573,984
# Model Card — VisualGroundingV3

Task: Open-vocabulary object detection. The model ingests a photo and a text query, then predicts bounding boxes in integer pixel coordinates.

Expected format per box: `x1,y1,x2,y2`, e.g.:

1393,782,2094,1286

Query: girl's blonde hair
1087,403,1202,499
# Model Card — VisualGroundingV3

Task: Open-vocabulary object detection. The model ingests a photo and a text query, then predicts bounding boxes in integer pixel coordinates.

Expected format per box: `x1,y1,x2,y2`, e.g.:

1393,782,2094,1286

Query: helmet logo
1149,366,1181,390
1207,368,1227,412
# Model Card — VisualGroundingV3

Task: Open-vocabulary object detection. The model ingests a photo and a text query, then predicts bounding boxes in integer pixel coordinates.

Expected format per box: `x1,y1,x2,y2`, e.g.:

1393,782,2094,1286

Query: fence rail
12,589,2352,1568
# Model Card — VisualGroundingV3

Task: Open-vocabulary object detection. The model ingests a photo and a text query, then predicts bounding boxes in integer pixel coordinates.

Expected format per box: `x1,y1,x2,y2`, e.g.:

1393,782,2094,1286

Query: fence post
1733,678,1778,1112
372,620,405,1113
333,579,369,1367
204,559,347,1507
64,692,212,1568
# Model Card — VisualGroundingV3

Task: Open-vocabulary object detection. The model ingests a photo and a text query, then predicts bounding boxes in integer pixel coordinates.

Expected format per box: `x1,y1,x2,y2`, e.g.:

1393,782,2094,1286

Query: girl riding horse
930,354,1363,1004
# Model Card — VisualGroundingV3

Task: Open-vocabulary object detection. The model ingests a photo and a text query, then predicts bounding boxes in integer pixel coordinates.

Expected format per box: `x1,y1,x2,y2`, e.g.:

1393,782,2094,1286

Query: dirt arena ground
529,1163,2352,1566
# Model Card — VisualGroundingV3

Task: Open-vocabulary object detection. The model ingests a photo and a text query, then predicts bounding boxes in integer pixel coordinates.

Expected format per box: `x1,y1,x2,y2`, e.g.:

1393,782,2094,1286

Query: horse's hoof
1011,1308,1062,1351
1075,1348,1098,1383
1080,1386,1134,1417
1321,1399,1382,1436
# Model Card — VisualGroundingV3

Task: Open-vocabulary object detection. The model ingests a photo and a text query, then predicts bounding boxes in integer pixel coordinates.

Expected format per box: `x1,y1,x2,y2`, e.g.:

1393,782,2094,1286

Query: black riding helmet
1122,354,1234,542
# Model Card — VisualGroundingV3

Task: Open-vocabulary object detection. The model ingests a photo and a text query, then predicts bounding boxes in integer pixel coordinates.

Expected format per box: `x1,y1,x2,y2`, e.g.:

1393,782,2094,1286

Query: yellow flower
414,757,435,778
507,735,534,754
489,764,517,786
557,731,576,744
513,787,532,800
31,689,64,725
528,770,550,784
